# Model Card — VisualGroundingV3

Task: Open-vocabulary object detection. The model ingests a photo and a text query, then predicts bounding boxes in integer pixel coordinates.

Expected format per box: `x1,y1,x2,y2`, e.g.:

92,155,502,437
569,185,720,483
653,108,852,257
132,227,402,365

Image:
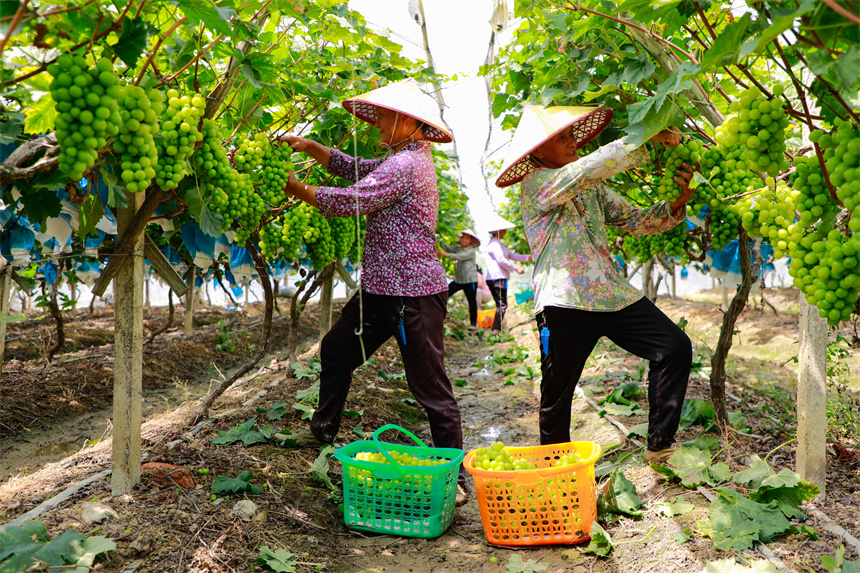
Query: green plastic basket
333,424,464,538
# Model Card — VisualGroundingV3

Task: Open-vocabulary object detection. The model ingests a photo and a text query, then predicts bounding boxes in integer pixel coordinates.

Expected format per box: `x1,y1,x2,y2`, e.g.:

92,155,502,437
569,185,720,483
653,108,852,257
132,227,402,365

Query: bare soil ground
0,287,858,573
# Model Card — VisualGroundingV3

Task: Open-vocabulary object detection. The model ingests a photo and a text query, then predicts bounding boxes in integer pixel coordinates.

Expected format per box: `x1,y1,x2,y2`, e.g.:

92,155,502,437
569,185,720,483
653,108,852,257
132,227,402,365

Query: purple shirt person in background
280,79,469,504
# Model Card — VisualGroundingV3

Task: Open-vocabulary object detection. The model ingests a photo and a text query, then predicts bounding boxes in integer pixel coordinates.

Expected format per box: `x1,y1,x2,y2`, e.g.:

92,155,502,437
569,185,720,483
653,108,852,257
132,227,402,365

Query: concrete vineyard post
112,191,145,496
796,296,827,499
0,267,11,372
184,267,196,336
319,274,333,339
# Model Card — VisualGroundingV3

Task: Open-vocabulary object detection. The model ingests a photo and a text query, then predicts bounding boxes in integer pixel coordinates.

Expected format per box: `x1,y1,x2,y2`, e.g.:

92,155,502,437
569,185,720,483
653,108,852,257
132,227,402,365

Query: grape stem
0,0,29,58
135,17,187,86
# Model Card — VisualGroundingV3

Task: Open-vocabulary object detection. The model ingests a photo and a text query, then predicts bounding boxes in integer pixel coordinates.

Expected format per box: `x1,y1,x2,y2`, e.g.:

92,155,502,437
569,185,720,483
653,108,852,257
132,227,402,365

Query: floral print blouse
316,141,447,297
519,138,685,314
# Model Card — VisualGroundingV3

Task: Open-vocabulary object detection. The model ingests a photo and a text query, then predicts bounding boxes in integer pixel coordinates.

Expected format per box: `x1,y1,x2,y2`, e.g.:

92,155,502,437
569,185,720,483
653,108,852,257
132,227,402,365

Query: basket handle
372,424,428,471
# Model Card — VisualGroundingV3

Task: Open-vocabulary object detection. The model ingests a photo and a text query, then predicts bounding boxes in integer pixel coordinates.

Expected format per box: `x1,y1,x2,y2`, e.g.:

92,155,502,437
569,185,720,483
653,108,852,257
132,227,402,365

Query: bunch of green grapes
738,179,797,259
656,138,703,202
329,217,357,260
278,203,313,261
471,442,535,472
49,54,123,181
714,85,790,177
695,146,756,211
353,450,450,466
651,223,689,259
192,118,267,243
259,219,286,258
304,208,335,270
153,89,205,190
814,119,860,222
709,205,741,251
787,225,860,325
553,450,586,467
792,154,838,228
234,133,295,206
622,234,658,263
113,86,162,193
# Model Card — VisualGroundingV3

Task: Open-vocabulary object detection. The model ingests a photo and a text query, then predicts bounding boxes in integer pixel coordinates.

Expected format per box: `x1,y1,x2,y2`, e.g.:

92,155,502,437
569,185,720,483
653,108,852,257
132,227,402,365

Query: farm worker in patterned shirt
438,229,481,327
281,79,469,504
495,105,697,464
483,215,532,332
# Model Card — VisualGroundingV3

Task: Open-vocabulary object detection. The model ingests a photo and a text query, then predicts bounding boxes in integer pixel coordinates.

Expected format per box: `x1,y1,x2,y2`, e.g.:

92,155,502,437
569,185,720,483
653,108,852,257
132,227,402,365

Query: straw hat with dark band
495,105,614,188
342,78,453,143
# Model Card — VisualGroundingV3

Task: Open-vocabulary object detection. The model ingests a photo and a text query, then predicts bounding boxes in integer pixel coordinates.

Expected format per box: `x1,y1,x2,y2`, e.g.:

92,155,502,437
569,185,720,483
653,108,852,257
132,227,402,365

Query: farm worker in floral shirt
438,229,481,327
282,79,469,503
495,105,697,463
483,215,532,332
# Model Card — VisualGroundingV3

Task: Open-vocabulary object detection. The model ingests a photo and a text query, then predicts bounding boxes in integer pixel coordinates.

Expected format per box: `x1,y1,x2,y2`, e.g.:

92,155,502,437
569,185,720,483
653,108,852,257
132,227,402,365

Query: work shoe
455,484,469,507
644,446,679,464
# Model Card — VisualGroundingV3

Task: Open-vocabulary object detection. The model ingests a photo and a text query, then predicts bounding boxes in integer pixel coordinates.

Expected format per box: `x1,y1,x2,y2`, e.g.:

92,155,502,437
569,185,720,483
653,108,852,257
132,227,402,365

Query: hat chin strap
379,112,422,156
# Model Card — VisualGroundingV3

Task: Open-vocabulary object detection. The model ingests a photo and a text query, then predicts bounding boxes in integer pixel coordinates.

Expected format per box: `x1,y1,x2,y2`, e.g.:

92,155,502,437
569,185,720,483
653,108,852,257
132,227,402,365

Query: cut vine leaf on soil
583,522,613,557
702,558,779,573
654,496,696,517
733,454,820,519
597,470,644,519
706,487,797,551
0,520,115,572
506,554,548,573
653,446,732,487
310,447,336,490
598,402,640,417
211,471,264,495
210,417,273,446
678,398,716,430
257,545,297,573
821,546,860,573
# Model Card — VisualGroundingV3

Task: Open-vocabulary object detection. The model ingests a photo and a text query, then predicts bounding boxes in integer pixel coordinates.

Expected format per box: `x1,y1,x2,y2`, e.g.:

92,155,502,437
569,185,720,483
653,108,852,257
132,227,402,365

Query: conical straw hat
342,78,453,143
495,105,614,187
459,228,481,246
487,214,516,233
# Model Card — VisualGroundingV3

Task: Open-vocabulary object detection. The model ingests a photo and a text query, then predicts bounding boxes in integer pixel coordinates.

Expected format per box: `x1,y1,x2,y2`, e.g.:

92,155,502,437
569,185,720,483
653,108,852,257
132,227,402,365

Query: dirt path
0,294,858,573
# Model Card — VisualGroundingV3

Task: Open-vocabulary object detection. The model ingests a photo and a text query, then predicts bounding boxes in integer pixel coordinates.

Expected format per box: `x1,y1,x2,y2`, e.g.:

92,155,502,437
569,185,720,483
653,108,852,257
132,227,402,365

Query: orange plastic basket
476,309,495,328
464,442,601,546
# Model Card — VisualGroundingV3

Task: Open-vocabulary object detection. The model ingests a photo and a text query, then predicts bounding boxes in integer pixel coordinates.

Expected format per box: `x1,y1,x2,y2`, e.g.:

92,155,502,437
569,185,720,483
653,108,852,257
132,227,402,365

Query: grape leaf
506,554,548,572
654,496,695,517
257,401,289,420
23,93,56,135
627,422,648,439
77,193,105,240
210,418,268,446
311,446,335,490
597,470,643,518
211,471,263,495
661,447,731,488
16,184,63,228
623,99,684,148
678,398,715,430
821,546,860,573
31,529,115,571
198,204,224,238
257,546,297,573
708,488,795,551
292,402,315,420
681,435,719,451
177,0,237,38
833,45,860,94
111,17,156,69
733,455,774,489
674,527,692,544
703,558,779,573
582,522,612,557
0,520,51,570
598,402,639,417
749,469,819,520
101,170,128,209
698,14,752,72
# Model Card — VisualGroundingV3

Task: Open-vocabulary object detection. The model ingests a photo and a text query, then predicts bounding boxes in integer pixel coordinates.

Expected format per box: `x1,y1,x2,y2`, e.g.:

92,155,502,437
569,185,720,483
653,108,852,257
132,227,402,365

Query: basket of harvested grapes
333,424,464,538
464,441,601,546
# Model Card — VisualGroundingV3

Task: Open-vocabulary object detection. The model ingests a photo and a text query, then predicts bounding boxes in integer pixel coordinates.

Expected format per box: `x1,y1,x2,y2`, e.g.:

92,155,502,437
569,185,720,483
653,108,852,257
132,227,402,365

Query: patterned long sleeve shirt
483,236,530,281
315,141,447,297
520,138,685,314
440,243,478,284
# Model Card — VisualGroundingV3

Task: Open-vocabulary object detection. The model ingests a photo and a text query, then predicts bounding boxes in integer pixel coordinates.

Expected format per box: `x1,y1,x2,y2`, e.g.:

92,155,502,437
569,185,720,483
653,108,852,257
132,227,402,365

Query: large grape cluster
656,139,703,203
353,450,450,466
234,133,295,206
114,86,162,193
49,54,123,181
738,180,797,259
715,85,790,177
696,146,756,211
471,442,535,472
709,205,741,251
305,208,335,270
153,89,205,190
814,119,860,223
279,203,313,261
329,217,357,260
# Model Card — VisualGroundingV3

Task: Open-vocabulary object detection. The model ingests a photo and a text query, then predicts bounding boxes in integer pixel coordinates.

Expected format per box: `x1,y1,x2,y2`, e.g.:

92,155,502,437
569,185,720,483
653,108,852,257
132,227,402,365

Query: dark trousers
447,281,478,326
536,298,691,452
311,291,467,486
486,278,508,331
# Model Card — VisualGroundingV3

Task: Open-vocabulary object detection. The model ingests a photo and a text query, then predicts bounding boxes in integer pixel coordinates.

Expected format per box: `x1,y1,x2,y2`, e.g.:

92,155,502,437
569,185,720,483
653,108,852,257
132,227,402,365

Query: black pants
311,291,467,486
447,281,478,326
536,298,691,452
486,278,508,331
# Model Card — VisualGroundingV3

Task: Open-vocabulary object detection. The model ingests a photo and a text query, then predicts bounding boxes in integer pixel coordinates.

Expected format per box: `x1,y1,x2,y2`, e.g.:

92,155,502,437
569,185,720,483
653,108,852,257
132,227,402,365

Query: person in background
495,104,696,464
281,78,469,505
439,229,481,328
483,217,532,332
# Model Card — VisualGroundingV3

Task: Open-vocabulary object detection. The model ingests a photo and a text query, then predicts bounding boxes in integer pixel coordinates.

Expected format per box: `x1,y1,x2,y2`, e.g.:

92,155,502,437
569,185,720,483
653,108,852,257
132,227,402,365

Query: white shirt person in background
483,216,531,332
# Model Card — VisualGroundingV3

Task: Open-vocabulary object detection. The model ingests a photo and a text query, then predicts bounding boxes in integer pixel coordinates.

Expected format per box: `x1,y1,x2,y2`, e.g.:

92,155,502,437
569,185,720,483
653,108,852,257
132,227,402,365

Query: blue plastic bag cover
42,261,58,285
